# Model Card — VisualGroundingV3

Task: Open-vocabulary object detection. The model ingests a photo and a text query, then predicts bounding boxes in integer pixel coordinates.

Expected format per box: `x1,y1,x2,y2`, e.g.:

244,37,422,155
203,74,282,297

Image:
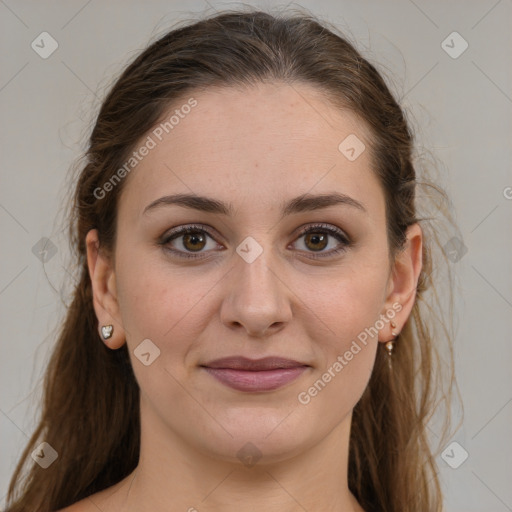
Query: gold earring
101,324,113,340
386,321,399,358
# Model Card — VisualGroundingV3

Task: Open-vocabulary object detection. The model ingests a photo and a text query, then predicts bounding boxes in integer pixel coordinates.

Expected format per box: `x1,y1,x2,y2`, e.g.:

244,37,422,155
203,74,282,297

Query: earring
385,321,399,358
101,324,113,340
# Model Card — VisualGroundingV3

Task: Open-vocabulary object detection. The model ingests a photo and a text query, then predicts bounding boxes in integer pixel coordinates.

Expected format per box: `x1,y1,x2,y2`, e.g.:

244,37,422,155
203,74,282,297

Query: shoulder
54,493,108,512
54,504,84,512
55,499,94,512
54,472,134,511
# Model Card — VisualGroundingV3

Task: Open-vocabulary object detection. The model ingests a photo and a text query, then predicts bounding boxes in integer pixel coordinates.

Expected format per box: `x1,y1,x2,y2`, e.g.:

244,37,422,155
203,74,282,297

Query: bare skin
61,82,422,512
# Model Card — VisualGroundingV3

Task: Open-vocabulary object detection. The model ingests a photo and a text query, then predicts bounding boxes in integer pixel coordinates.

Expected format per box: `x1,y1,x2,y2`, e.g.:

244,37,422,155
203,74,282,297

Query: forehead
118,82,383,220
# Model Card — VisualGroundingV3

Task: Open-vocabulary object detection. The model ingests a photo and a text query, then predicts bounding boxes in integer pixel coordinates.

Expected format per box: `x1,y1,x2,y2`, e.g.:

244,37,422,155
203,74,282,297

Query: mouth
199,356,310,392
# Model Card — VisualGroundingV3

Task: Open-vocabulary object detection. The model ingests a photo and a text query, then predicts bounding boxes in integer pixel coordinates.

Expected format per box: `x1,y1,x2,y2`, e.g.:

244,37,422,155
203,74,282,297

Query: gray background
1,1,511,510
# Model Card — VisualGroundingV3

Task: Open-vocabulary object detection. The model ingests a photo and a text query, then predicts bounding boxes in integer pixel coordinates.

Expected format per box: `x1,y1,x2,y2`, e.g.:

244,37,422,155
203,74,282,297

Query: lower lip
202,366,309,392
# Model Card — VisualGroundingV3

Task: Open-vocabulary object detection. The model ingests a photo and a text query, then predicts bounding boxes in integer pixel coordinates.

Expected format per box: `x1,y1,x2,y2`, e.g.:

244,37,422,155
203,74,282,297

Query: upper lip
200,356,309,371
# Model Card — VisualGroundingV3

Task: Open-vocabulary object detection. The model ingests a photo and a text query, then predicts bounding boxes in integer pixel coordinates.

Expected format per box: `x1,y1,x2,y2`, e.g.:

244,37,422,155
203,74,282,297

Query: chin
194,413,312,465
208,434,310,467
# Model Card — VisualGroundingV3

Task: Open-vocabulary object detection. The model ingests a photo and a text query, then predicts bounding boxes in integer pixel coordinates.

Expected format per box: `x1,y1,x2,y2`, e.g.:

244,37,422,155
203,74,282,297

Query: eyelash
159,223,351,260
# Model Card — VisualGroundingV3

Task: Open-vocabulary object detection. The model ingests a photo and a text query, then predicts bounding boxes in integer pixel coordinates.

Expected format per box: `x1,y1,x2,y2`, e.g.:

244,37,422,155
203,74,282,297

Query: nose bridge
239,239,276,287
221,234,292,335
235,237,282,305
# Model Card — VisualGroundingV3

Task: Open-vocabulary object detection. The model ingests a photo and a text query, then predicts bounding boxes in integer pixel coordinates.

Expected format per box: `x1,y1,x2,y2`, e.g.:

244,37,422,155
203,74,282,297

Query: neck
90,397,365,512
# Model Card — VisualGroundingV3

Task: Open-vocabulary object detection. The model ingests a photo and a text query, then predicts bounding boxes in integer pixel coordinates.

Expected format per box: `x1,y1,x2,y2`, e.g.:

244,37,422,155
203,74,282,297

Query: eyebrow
142,192,367,218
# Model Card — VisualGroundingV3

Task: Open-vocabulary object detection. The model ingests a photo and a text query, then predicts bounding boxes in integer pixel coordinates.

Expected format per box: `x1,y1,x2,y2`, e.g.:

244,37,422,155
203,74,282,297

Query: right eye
159,224,222,259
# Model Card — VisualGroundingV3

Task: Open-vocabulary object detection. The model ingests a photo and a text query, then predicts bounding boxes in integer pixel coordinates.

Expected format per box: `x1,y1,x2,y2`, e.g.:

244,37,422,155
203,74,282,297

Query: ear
85,229,126,349
378,223,423,342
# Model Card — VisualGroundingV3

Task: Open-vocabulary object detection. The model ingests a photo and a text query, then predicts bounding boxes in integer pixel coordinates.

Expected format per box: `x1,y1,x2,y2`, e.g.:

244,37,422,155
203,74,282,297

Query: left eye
159,223,350,260
293,225,349,255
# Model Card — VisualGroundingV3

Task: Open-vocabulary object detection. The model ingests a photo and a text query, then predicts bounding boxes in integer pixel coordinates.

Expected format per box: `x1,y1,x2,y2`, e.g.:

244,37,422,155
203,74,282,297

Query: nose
220,246,292,338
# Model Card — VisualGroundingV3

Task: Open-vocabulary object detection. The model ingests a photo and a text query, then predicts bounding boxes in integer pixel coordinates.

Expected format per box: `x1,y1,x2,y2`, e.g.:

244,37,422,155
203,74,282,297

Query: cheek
117,273,188,346
304,259,389,384
297,279,384,418
114,251,205,398
115,245,218,358
311,263,388,341
114,243,178,341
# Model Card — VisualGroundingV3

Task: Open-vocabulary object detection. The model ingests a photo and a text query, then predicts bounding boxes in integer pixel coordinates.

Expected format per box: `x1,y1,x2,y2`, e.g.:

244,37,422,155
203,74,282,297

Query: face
89,82,416,465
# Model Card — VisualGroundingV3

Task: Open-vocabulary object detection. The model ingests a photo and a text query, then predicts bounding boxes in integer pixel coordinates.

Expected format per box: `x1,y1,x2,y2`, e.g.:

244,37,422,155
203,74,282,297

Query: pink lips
200,356,309,392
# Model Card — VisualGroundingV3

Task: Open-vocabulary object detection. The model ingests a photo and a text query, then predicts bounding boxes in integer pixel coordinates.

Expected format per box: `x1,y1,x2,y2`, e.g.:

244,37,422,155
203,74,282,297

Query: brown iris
182,232,206,252
304,232,328,251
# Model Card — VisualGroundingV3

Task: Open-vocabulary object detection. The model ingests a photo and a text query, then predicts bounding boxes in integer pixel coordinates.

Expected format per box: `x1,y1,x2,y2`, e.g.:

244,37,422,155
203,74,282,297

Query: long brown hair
5,7,462,512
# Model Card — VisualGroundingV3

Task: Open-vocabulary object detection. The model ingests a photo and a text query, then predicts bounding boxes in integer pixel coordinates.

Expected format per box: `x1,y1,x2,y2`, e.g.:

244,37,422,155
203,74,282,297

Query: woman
5,8,460,512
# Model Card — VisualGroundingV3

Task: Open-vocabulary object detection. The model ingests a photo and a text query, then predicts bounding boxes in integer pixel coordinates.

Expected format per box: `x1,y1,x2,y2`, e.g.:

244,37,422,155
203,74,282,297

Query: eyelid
160,223,221,245
294,222,350,243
